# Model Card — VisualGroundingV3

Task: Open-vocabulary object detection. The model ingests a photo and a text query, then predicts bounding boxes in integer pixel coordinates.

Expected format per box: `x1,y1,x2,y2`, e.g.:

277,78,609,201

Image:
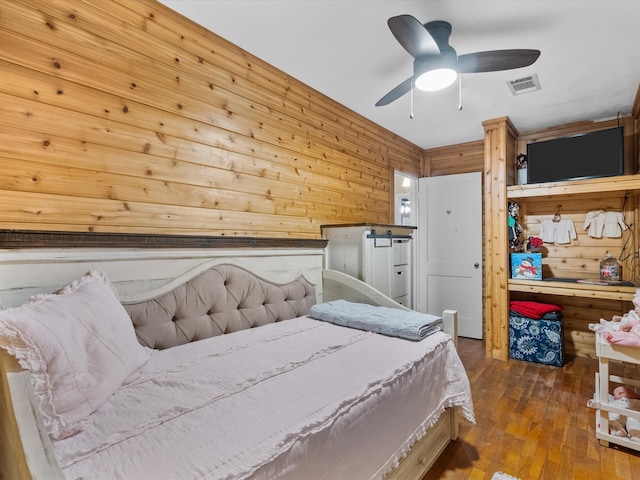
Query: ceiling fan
375,15,541,107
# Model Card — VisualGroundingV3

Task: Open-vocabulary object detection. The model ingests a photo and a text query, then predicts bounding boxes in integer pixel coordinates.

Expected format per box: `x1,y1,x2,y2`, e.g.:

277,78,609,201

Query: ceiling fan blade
375,77,414,106
457,49,540,73
388,15,440,58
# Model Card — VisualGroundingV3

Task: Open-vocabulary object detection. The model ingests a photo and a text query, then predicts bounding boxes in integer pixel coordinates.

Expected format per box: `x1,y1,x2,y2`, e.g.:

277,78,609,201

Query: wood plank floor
423,338,640,480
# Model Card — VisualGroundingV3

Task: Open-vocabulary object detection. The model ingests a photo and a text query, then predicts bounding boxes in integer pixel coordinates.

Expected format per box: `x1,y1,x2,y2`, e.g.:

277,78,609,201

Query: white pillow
0,269,151,439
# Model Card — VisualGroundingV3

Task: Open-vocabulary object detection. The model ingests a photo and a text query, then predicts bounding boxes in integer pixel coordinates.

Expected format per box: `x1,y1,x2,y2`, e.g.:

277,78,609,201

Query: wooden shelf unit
507,174,640,357
483,115,640,361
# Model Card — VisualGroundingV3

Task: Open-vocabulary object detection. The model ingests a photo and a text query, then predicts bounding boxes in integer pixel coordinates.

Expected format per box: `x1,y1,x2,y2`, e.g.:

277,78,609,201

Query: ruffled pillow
0,269,151,439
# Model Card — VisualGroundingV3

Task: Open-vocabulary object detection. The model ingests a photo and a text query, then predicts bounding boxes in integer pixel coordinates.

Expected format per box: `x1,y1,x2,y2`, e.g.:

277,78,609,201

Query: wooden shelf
507,174,640,199
596,333,640,362
508,279,637,301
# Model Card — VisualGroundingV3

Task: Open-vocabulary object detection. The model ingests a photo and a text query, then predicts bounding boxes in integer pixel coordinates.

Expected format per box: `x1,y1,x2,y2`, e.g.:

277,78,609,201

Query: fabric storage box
509,301,563,366
511,253,542,280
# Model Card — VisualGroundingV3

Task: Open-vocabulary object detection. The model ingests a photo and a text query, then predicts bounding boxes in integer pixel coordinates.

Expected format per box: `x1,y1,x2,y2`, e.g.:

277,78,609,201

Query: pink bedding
53,316,474,480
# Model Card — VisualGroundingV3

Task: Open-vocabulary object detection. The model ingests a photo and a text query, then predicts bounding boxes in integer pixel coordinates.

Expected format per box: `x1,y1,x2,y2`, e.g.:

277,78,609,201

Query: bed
0,237,474,480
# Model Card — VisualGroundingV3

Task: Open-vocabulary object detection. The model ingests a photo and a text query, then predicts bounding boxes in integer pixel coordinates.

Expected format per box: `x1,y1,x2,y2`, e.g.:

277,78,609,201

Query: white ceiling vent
507,74,541,95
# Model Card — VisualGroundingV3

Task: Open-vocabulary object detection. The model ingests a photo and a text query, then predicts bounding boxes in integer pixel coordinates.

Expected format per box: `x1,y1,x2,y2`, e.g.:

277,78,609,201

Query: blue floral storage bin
508,311,563,366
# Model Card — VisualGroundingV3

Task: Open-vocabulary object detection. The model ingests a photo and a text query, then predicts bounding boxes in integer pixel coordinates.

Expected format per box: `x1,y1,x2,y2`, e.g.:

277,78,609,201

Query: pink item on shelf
604,321,640,348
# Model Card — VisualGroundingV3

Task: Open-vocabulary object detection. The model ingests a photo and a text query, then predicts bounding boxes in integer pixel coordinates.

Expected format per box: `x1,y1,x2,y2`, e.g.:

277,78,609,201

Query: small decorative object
508,201,525,251
516,154,528,169
527,236,543,252
516,153,528,185
511,253,543,280
600,252,622,282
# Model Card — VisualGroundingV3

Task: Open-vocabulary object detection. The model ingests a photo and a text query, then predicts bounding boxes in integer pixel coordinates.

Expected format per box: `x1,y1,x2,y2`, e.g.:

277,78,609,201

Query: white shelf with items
589,333,640,451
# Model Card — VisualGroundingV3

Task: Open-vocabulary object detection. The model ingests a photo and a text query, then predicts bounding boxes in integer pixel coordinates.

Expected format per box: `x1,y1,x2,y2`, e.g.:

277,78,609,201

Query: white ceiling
159,0,640,150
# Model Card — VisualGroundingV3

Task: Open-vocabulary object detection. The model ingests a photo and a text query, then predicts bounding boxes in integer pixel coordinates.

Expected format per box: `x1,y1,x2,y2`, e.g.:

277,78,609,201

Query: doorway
416,172,483,339
393,172,416,226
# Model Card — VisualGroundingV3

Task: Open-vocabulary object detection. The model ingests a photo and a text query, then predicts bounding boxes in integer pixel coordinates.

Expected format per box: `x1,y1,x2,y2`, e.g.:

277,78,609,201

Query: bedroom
1,0,640,479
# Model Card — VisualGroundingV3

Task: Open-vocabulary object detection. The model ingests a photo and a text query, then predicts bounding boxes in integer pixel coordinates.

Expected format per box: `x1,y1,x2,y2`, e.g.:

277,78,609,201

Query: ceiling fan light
415,68,457,91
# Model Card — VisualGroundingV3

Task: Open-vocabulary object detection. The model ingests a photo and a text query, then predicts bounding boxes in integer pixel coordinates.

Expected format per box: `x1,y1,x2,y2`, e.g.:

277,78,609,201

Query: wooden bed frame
0,239,460,480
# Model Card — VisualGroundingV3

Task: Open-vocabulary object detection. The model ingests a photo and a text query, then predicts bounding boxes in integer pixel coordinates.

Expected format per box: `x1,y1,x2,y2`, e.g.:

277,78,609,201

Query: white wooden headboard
0,247,325,309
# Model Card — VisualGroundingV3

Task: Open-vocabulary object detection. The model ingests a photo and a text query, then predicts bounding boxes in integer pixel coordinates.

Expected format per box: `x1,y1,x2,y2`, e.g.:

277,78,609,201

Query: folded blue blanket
309,300,443,341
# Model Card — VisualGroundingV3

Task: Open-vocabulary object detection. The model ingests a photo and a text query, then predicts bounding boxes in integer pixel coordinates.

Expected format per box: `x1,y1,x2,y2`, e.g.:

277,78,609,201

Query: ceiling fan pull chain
410,82,414,119
458,74,463,111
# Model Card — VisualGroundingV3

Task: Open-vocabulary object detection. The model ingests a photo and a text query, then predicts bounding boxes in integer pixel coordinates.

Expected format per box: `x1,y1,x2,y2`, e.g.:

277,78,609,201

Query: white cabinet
321,224,415,308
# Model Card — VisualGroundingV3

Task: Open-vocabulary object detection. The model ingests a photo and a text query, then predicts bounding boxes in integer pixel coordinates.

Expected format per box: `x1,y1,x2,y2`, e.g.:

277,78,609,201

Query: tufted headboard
121,264,316,349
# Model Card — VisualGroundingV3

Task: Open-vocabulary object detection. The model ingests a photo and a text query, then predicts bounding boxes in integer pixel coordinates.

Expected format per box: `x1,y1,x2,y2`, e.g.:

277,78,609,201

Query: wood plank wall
0,0,423,239
421,139,485,177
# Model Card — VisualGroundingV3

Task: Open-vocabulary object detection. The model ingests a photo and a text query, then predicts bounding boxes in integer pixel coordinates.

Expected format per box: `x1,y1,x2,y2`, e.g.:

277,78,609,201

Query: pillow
0,269,151,439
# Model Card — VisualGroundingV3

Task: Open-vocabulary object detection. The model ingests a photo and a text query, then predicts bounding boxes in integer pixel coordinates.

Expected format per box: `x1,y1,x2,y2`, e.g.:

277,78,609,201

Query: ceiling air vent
507,73,541,95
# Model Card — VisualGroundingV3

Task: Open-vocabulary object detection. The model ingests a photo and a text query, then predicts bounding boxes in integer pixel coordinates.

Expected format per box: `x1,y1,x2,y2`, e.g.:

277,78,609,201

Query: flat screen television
526,126,624,184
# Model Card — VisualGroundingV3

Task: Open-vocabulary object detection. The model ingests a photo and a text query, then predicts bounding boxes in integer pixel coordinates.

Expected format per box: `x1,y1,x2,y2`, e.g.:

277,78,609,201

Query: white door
416,172,483,339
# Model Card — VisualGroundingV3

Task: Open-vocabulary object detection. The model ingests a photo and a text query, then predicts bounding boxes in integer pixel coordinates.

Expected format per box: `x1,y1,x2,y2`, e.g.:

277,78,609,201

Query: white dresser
321,224,415,308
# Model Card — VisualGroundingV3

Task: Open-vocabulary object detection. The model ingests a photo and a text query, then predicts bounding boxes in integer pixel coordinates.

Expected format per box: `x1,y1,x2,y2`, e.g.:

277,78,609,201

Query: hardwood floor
423,338,640,480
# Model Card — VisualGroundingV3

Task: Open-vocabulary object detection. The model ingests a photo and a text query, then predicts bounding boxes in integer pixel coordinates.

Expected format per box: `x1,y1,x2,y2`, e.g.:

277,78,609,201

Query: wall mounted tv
526,126,624,184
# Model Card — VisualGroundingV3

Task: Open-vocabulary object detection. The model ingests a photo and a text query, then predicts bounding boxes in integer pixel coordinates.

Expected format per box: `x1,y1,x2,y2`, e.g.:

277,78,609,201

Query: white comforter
54,316,474,480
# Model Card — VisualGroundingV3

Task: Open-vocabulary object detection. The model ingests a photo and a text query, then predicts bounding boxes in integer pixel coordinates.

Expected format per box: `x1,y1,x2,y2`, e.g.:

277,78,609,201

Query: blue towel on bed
309,300,443,341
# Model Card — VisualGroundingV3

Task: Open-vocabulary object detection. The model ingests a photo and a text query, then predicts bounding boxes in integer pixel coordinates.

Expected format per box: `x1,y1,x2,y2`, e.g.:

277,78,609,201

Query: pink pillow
0,270,151,439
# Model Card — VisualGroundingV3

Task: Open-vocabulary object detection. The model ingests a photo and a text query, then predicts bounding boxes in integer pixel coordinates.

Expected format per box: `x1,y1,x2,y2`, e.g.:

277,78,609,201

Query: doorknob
474,263,480,269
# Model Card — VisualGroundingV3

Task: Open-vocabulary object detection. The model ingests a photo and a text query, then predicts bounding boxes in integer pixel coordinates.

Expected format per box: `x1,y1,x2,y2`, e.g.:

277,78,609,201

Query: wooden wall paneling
0,190,329,237
109,0,414,163
421,140,484,178
0,14,391,188
483,116,518,361
420,150,431,178
7,0,368,165
0,112,389,219
127,0,421,176
0,0,422,238
0,96,392,234
626,193,639,283
111,0,423,174
0,125,373,210
517,192,634,280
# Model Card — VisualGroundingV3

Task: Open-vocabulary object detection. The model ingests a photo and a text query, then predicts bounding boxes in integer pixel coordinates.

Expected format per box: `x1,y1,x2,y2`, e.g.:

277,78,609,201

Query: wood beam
482,117,518,361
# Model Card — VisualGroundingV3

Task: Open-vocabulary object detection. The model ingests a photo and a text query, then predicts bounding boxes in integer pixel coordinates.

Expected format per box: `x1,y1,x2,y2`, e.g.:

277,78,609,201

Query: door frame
415,172,483,339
